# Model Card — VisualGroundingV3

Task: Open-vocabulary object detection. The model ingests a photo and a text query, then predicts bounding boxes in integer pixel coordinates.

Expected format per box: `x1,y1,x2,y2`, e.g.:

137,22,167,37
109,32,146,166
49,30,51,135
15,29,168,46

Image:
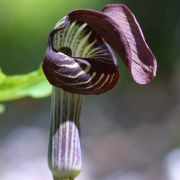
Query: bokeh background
0,0,180,179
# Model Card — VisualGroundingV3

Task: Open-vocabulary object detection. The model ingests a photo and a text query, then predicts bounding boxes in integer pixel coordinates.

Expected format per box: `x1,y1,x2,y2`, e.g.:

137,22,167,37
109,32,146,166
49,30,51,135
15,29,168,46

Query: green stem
48,87,83,180
54,176,74,180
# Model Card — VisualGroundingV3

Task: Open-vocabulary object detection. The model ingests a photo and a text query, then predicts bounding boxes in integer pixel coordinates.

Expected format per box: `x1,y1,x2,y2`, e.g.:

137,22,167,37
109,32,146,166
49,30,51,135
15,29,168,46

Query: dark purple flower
43,4,157,95
44,4,157,180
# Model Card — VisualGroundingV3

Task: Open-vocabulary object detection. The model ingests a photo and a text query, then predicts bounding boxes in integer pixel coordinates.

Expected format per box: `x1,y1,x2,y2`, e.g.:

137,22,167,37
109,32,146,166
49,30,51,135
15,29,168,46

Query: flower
43,4,157,95
42,4,157,180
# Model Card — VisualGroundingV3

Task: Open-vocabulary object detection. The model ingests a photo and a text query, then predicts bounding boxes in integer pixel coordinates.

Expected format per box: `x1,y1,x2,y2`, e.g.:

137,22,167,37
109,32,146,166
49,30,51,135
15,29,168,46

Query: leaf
0,66,52,102
0,104,5,114
0,69,6,85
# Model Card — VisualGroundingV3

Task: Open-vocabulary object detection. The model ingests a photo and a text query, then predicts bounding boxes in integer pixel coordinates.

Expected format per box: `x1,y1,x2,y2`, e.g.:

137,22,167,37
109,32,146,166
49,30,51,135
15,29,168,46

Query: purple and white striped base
48,87,83,180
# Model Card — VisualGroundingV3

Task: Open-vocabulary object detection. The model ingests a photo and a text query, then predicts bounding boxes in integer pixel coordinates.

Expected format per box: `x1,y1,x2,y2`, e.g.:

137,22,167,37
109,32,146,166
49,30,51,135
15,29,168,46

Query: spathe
43,4,157,95
68,4,157,84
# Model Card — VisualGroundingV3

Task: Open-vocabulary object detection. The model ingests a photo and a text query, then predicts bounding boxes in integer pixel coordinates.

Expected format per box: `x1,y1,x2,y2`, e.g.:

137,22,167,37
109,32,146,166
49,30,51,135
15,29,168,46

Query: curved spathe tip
68,4,157,85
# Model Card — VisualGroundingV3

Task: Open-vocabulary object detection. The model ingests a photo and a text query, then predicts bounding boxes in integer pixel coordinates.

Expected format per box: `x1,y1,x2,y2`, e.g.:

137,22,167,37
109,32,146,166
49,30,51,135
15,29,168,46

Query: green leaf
0,66,52,102
0,104,5,114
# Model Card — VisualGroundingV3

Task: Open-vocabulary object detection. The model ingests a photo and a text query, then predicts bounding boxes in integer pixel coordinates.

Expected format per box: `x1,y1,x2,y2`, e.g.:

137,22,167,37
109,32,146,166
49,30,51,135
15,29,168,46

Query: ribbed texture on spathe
48,87,83,179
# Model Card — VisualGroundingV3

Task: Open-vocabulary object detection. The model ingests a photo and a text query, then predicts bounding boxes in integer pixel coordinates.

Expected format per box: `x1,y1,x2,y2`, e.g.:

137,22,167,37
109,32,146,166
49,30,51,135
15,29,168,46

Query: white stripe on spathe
70,23,88,51
60,62,80,68
48,88,82,179
95,74,110,90
64,22,77,47
83,73,104,89
74,31,92,57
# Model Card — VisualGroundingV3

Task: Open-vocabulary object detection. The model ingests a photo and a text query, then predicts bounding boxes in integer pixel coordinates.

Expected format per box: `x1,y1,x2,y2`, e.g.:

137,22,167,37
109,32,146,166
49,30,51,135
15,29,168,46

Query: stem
54,177,74,180
48,87,83,180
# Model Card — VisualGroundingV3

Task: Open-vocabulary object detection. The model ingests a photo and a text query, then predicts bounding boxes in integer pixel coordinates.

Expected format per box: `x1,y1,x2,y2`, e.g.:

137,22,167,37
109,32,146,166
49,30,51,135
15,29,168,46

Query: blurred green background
0,0,180,180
